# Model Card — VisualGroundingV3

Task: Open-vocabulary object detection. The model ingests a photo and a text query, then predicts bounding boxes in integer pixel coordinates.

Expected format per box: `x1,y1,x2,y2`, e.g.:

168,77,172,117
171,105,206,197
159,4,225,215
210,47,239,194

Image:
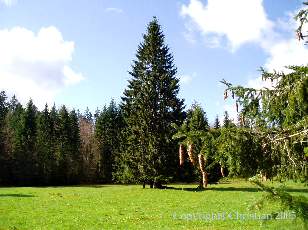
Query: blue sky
0,0,307,123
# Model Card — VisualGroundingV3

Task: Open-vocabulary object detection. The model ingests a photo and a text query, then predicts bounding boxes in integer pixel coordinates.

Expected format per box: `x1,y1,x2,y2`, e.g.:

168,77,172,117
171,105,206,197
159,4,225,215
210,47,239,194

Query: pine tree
95,100,123,182
23,99,38,184
0,91,8,183
11,99,38,185
69,109,81,183
49,104,60,184
58,105,71,184
121,17,184,187
5,96,23,184
36,104,57,184
214,115,220,129
187,103,209,131
223,111,232,128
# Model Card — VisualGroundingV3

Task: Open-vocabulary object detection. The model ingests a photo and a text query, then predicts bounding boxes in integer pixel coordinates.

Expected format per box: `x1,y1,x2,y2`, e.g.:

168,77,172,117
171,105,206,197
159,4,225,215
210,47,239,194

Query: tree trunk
220,166,225,177
154,181,162,189
202,171,208,188
143,181,146,189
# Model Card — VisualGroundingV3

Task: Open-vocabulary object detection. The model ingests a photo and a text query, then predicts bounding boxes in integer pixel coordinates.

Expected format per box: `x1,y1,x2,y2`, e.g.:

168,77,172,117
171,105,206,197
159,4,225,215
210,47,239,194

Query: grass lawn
0,179,307,229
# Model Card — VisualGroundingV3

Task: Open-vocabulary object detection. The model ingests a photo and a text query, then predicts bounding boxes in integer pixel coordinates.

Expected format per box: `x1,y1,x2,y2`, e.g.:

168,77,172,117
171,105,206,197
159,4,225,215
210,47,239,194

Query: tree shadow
166,186,308,193
166,186,260,192
31,184,109,189
0,194,35,198
284,188,308,193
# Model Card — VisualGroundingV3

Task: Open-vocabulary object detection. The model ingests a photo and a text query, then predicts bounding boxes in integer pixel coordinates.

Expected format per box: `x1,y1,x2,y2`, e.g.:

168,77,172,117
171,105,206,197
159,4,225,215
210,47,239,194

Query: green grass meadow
0,179,307,229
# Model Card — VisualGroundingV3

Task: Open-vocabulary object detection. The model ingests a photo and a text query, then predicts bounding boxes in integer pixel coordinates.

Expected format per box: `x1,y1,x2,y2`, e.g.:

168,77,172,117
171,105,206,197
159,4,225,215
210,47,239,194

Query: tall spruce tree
121,17,184,188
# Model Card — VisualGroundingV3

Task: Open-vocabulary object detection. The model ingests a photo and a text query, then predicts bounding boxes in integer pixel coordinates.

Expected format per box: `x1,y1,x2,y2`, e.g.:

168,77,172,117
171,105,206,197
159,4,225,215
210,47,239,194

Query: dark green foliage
173,104,221,184
221,65,308,181
222,111,235,128
0,93,124,186
120,17,184,186
95,100,123,183
21,100,38,184
3,97,23,184
213,115,220,129
186,103,209,132
0,91,8,184
69,109,82,183
36,104,55,184
215,127,264,178
57,106,81,184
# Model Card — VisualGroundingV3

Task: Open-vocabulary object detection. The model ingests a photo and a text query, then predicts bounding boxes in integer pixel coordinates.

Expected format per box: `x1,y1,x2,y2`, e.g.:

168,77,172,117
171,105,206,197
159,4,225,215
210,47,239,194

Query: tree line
0,95,123,185
0,11,307,187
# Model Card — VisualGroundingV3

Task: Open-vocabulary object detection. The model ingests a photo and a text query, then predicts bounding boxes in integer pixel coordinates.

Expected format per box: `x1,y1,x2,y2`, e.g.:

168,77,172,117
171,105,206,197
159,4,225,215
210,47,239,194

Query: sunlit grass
0,179,307,229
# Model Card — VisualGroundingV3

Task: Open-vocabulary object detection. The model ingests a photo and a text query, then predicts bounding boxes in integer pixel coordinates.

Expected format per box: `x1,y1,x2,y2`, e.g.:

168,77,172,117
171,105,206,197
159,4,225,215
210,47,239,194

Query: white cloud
181,0,272,50
105,7,123,14
183,23,197,44
0,26,84,109
259,6,308,72
179,75,193,85
247,76,276,90
0,0,16,6
223,102,238,123
264,39,308,72
179,72,196,85
247,38,308,89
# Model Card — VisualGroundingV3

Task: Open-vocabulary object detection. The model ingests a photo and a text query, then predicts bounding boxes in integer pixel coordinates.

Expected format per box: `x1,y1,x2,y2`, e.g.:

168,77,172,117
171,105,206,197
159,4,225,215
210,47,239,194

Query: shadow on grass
27,184,110,189
0,194,35,198
165,186,259,192
166,186,308,193
284,188,308,193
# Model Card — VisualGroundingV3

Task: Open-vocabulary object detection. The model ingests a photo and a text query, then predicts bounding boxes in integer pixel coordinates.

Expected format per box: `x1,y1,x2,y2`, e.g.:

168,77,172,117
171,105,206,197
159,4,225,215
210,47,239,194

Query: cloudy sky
0,0,307,123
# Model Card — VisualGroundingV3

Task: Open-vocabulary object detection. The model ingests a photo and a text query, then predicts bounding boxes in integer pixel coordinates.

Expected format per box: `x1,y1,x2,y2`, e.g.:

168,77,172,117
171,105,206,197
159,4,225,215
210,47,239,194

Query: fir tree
69,109,81,183
0,91,8,183
121,17,184,187
223,111,231,128
58,105,71,184
13,99,38,185
95,100,123,182
214,115,220,129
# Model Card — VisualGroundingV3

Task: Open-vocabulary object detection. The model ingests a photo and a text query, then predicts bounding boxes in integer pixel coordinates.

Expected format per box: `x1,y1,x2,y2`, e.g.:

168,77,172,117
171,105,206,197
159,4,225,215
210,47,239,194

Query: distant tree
13,99,38,185
36,104,54,184
3,96,23,184
121,17,185,188
58,105,72,184
49,104,60,184
213,115,220,129
222,111,231,128
95,100,123,183
79,111,99,183
84,107,93,122
0,91,8,184
69,109,82,183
